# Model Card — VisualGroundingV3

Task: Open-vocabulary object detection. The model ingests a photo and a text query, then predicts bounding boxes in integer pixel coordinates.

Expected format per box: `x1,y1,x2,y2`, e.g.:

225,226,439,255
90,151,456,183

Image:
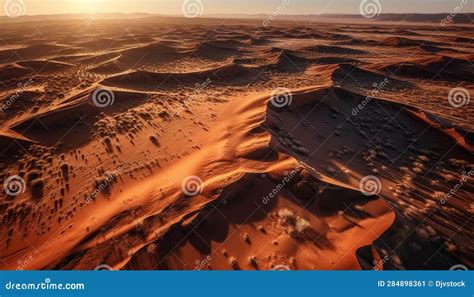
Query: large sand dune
0,17,472,271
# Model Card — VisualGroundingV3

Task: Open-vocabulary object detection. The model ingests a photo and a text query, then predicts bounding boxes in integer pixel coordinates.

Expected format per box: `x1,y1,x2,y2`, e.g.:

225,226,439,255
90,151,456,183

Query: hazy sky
1,0,473,16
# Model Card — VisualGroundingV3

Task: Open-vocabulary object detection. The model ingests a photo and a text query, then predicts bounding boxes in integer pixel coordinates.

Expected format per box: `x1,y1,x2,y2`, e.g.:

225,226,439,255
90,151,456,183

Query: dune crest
0,18,472,271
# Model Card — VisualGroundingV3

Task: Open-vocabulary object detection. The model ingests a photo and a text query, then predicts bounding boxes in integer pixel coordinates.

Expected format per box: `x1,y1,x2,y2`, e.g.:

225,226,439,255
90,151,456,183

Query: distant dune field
0,16,472,271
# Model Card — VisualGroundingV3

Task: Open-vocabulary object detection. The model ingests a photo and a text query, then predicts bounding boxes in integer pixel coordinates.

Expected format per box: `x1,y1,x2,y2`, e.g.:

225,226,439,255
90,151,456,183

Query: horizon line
1,11,473,18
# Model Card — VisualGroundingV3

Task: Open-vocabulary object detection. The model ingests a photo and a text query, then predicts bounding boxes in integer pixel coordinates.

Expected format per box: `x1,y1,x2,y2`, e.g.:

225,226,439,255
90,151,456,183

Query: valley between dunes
0,17,472,270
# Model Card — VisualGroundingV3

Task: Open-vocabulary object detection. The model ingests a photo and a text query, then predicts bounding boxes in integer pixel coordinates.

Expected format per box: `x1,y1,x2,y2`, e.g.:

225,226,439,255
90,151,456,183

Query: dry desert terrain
0,16,473,270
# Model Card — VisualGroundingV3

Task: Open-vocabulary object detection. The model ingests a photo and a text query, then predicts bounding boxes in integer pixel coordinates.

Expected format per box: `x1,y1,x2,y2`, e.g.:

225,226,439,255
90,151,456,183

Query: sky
1,0,473,16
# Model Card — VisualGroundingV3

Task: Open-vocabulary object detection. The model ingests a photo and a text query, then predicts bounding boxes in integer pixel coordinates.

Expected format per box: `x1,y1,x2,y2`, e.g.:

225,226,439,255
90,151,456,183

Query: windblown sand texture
0,16,473,271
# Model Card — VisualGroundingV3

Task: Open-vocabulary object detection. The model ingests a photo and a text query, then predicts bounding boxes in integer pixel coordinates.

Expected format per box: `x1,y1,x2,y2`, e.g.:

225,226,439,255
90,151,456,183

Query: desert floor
0,17,473,270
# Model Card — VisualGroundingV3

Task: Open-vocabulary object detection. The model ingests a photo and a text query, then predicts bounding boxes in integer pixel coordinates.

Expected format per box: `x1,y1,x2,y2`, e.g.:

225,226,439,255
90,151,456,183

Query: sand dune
0,43,65,63
117,42,188,65
380,36,442,47
103,63,263,89
303,45,368,55
380,55,474,82
0,64,32,81
332,64,415,90
0,17,472,271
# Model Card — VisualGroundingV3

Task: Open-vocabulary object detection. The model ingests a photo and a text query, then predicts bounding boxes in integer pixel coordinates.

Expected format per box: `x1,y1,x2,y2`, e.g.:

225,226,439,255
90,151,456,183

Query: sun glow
64,0,110,14
1,0,472,17
13,0,176,16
